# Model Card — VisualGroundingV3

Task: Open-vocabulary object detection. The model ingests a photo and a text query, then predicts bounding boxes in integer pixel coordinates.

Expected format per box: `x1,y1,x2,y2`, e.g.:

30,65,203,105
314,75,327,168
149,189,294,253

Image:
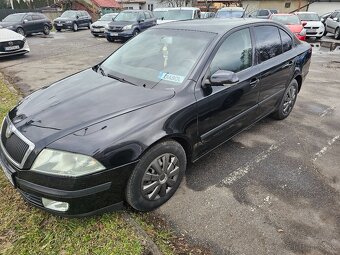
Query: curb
122,212,163,255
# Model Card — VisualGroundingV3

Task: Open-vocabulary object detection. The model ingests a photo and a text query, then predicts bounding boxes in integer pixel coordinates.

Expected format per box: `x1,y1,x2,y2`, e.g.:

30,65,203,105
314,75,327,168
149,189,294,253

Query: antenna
242,4,249,18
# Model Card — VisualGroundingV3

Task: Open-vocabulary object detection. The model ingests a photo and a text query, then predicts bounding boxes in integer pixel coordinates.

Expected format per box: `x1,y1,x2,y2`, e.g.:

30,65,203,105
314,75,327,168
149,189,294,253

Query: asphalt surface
1,30,340,255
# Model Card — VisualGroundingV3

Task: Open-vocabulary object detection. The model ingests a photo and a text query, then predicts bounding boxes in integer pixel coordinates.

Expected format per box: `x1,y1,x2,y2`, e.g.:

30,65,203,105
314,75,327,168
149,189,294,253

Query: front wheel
271,79,298,120
133,29,139,37
87,22,91,29
334,27,340,39
72,23,78,32
16,27,25,36
43,25,50,35
126,140,187,211
106,36,114,42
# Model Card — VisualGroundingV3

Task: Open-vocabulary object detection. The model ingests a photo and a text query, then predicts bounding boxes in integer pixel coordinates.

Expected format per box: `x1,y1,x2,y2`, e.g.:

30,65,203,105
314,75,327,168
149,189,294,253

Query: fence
0,8,62,21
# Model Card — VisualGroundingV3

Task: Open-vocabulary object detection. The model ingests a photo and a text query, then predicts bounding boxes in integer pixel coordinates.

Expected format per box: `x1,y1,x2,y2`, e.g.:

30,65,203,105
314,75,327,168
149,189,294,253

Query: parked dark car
248,9,278,19
54,10,92,32
0,12,52,36
0,19,311,216
105,10,156,42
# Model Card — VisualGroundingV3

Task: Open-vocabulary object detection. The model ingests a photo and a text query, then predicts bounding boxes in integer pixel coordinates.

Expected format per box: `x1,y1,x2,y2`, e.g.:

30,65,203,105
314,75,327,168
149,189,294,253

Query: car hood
0,21,17,28
286,24,303,33
157,19,176,25
92,20,110,27
301,20,323,27
54,17,73,22
9,69,175,145
0,28,24,41
108,21,135,27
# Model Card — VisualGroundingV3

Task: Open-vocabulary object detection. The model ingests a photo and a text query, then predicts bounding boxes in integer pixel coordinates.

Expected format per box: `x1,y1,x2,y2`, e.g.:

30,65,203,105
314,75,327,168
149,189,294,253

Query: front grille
92,25,104,29
1,118,32,168
0,40,24,52
108,26,123,32
305,26,320,30
20,191,43,207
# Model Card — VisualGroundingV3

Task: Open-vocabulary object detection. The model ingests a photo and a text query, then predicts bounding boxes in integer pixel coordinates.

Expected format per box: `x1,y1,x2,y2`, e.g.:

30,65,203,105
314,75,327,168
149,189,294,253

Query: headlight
105,24,109,30
31,149,105,177
122,24,132,30
299,29,306,36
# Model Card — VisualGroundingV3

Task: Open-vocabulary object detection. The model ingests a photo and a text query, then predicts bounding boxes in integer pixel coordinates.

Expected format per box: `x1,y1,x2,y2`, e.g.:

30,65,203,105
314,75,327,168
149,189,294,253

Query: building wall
242,0,308,14
307,2,340,15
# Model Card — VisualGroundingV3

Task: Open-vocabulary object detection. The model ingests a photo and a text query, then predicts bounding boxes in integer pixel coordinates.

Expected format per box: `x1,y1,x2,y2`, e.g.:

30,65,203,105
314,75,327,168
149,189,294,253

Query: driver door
195,28,260,156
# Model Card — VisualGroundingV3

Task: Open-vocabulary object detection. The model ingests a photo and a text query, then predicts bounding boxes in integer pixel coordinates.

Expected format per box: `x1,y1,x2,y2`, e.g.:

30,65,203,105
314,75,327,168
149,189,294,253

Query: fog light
42,198,69,212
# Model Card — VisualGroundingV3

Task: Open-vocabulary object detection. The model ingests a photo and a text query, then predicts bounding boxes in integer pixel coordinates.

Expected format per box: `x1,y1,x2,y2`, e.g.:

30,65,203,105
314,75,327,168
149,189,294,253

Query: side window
254,26,282,63
210,28,253,74
25,15,33,21
144,11,151,19
139,12,146,20
330,12,338,19
258,10,269,16
279,29,293,53
33,15,41,20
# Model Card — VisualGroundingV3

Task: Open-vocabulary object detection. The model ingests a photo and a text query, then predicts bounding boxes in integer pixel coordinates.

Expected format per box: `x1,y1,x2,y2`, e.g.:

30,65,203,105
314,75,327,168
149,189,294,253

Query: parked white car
153,7,201,25
295,12,325,38
0,28,30,57
90,13,118,37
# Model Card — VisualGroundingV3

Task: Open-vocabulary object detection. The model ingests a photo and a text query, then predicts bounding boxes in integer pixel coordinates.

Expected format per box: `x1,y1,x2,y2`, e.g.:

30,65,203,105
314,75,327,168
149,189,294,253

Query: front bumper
0,42,30,57
0,144,137,217
305,27,324,38
105,29,134,39
91,28,105,35
54,23,73,30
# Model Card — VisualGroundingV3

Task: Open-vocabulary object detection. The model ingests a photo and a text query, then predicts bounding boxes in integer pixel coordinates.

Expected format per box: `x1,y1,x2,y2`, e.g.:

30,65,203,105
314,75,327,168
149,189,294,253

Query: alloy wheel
73,23,78,31
141,153,180,201
282,85,297,115
16,28,24,36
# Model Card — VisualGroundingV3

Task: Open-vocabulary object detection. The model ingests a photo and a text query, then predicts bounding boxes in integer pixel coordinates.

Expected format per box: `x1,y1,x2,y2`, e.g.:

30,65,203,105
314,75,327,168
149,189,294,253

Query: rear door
32,14,43,32
139,12,147,31
253,25,295,117
195,28,260,156
326,11,339,33
143,11,153,28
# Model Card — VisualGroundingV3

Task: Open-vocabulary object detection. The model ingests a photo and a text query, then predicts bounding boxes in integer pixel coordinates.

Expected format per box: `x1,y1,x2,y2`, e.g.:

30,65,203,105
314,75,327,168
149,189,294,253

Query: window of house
254,26,282,63
285,2,291,8
210,28,252,74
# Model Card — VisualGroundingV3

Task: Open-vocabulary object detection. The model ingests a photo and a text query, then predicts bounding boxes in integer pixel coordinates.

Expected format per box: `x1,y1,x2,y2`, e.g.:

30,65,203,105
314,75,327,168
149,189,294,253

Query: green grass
0,77,145,255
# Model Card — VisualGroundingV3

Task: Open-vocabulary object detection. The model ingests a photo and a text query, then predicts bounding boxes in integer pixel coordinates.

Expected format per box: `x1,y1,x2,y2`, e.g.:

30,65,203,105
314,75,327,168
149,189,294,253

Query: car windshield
61,11,77,19
3,13,25,22
99,14,117,21
154,11,168,20
100,29,215,89
297,13,319,21
164,10,193,20
114,12,139,22
215,10,244,18
271,15,300,25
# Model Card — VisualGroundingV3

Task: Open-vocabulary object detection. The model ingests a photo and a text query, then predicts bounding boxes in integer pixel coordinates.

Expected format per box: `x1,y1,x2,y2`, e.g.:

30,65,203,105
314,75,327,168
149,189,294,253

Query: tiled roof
91,0,121,8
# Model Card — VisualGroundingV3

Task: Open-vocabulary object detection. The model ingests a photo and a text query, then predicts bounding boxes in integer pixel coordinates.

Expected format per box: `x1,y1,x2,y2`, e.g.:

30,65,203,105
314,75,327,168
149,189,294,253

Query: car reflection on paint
0,19,311,216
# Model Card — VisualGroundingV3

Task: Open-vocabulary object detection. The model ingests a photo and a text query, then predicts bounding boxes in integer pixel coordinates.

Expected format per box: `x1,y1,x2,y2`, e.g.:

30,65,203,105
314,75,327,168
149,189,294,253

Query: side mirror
138,19,144,23
334,17,338,21
302,21,307,27
23,19,28,24
205,70,239,87
76,15,79,19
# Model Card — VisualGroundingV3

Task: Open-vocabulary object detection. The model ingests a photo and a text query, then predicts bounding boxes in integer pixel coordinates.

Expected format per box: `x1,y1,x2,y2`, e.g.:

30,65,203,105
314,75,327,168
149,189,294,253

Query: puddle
310,41,340,52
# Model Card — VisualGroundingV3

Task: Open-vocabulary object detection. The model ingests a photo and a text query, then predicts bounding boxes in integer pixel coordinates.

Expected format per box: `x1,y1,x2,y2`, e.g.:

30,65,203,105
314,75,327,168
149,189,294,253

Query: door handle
282,61,293,69
249,78,259,88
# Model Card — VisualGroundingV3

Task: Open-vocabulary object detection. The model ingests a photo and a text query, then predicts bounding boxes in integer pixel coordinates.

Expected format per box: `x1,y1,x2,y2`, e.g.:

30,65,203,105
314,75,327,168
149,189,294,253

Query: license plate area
306,29,316,33
110,32,119,36
5,45,20,51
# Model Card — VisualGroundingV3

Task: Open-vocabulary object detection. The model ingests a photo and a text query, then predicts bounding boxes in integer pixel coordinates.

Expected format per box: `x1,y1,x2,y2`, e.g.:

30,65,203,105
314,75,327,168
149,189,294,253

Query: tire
87,22,91,29
56,28,61,32
72,23,78,32
106,36,114,42
126,140,187,211
133,29,139,37
271,79,298,120
16,27,25,36
334,27,340,39
43,25,50,35
93,34,99,37
323,29,327,36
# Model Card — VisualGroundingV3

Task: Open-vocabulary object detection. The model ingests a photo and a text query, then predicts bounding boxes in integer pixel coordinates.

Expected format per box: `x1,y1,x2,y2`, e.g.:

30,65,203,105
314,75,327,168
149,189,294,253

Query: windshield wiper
97,66,106,76
107,73,137,86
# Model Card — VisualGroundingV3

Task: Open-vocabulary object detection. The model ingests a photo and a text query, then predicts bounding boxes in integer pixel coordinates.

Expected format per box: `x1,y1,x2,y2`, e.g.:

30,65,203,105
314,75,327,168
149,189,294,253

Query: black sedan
0,12,52,36
0,19,311,216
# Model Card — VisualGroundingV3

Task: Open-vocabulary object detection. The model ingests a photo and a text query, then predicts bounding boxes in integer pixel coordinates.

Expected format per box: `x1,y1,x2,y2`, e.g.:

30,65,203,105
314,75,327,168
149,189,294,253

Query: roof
154,18,277,34
154,7,200,11
271,13,295,16
295,11,318,14
92,0,121,8
218,7,245,11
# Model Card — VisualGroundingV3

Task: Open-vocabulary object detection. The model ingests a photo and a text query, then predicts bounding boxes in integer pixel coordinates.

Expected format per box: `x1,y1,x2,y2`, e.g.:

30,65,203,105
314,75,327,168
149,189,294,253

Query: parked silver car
325,10,340,39
90,13,118,37
0,28,30,57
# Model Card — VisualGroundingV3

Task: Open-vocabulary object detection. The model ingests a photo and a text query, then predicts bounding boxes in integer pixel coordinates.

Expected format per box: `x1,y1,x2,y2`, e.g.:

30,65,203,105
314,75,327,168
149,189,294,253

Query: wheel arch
294,74,303,93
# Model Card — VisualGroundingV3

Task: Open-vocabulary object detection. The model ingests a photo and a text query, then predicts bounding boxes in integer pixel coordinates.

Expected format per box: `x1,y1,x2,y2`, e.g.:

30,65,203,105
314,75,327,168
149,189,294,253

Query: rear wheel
43,25,50,35
73,23,78,32
271,79,298,120
126,140,187,211
87,22,91,29
335,27,340,39
16,27,25,36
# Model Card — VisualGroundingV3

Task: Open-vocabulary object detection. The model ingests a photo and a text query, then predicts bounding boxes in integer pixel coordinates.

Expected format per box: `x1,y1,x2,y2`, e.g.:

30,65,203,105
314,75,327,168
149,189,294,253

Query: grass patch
0,76,144,255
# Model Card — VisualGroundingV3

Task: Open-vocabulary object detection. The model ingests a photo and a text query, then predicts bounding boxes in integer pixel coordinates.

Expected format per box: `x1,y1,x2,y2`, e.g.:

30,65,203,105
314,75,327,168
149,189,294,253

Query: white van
153,7,201,24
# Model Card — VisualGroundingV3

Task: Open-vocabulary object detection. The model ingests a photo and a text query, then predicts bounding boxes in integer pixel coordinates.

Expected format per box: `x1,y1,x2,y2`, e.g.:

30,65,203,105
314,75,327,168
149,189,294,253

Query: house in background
117,0,191,11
